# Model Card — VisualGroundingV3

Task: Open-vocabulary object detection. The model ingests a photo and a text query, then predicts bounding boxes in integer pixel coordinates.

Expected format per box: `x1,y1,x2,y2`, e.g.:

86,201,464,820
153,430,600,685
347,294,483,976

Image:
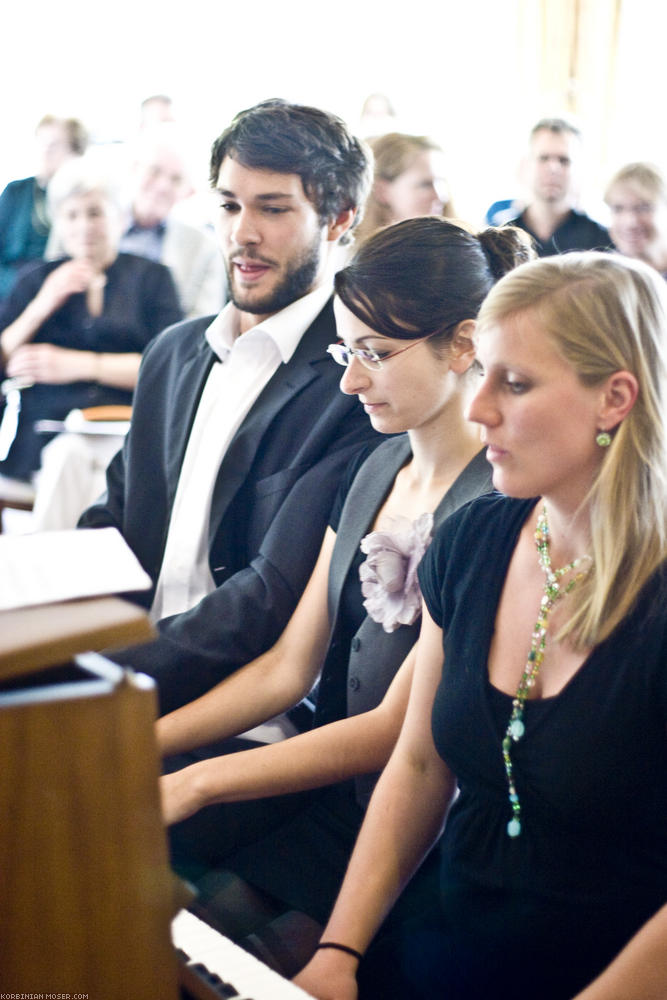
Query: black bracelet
315,942,363,962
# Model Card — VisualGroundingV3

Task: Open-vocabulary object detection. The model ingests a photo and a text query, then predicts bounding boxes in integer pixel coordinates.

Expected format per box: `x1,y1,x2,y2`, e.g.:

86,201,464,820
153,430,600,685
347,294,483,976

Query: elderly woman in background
353,133,455,246
0,154,182,499
605,162,667,277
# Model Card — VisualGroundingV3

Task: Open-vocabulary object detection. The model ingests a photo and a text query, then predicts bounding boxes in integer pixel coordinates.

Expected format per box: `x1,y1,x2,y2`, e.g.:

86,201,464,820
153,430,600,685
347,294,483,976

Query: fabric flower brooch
359,512,434,633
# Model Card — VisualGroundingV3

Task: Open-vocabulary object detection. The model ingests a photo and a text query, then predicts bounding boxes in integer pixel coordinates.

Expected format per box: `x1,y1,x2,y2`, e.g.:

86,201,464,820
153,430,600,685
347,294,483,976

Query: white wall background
2,0,666,226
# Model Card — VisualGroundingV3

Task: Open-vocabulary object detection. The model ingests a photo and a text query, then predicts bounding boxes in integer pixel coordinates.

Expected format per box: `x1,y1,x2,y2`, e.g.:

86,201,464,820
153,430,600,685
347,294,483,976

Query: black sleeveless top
417,493,667,997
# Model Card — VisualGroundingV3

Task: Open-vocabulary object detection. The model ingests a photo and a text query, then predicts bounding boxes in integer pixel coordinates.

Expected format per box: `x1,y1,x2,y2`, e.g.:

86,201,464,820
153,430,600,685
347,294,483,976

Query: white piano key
172,908,314,999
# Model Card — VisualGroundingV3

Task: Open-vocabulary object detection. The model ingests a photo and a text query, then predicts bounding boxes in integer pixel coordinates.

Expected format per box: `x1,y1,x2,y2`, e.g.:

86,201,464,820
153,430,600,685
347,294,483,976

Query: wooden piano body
0,596,312,999
0,597,180,998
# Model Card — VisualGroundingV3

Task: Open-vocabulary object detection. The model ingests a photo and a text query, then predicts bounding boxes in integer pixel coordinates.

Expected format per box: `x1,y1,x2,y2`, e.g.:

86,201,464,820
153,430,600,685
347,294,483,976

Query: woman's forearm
48,348,142,388
157,529,337,757
1,259,94,361
302,610,453,960
322,736,453,953
293,745,454,998
0,298,52,360
161,656,414,825
573,903,667,1000
90,351,142,389
157,644,320,758
5,346,142,389
162,706,399,824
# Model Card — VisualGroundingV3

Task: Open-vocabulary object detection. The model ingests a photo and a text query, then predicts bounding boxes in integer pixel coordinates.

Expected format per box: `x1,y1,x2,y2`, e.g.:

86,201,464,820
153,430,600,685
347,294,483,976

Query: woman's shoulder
1,257,62,309
329,435,409,531
442,491,533,533
0,176,35,203
429,493,536,566
419,494,535,618
344,434,411,494
21,256,62,279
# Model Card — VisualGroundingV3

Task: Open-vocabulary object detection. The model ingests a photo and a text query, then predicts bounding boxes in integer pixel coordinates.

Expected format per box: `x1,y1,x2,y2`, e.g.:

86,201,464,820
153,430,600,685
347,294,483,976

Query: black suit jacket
80,299,381,714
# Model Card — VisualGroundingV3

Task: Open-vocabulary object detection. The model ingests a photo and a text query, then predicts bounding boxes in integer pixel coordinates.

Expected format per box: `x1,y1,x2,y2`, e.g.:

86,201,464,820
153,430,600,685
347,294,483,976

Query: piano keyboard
172,908,314,999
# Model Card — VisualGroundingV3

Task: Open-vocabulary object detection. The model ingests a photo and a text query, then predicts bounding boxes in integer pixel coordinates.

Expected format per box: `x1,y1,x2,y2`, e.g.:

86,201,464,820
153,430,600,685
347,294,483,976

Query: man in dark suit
80,99,378,715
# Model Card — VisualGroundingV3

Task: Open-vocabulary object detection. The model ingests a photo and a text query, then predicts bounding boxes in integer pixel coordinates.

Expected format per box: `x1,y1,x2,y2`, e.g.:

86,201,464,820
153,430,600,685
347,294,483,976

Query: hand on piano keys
173,908,315,999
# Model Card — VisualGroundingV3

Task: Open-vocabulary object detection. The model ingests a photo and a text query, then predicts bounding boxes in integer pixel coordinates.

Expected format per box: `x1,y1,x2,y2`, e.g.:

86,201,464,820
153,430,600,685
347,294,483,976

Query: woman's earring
596,431,612,448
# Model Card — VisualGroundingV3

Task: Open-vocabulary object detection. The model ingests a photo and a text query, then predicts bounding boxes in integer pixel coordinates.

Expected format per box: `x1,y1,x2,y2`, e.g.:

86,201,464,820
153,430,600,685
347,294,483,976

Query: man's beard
227,234,322,315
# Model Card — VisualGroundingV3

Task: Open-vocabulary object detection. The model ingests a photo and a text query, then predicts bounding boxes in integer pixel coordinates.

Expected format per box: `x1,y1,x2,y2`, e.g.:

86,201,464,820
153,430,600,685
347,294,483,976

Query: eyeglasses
326,334,434,372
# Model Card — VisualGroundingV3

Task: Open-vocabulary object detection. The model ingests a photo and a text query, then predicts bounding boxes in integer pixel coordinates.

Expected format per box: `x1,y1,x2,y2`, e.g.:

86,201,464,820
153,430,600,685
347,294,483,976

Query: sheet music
34,409,131,437
64,408,132,436
0,527,151,611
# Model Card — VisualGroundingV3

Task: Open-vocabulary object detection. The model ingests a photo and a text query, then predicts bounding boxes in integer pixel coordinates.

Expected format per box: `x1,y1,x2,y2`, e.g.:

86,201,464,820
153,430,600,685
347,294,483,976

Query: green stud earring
596,431,612,448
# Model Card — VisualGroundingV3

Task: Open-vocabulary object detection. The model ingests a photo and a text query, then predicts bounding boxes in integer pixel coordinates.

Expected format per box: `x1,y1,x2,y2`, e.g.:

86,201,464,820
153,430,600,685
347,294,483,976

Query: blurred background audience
0,93,665,538
118,123,226,318
0,114,88,302
604,162,667,277
504,117,611,256
0,154,182,522
139,94,176,130
354,133,455,247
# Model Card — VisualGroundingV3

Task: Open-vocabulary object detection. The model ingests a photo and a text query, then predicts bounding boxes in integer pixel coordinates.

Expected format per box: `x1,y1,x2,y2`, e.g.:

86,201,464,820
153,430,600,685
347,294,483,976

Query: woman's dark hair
334,217,533,345
209,99,372,244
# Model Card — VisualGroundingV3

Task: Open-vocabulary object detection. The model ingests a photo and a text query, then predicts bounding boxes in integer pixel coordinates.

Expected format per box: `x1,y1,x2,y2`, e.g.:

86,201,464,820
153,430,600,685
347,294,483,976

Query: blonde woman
295,252,667,1000
605,161,667,276
353,133,454,246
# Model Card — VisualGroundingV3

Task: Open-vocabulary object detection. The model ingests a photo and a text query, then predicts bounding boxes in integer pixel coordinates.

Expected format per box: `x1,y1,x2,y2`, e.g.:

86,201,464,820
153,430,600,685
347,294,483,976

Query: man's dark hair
209,99,372,244
530,116,581,141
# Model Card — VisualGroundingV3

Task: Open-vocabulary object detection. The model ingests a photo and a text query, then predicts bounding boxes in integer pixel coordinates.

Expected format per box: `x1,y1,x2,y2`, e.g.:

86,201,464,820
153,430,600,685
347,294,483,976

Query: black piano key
179,953,258,1000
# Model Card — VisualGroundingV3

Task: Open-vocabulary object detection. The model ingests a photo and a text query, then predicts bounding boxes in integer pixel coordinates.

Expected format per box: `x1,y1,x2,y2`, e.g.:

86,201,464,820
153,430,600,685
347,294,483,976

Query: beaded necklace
502,505,591,838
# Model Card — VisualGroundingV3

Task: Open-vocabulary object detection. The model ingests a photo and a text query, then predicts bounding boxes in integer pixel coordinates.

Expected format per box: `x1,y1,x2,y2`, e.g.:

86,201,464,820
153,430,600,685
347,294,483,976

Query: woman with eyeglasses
158,217,531,973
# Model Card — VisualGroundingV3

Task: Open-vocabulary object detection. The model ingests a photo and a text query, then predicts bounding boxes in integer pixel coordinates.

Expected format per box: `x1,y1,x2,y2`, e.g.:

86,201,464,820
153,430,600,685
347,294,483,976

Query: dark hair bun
478,225,535,280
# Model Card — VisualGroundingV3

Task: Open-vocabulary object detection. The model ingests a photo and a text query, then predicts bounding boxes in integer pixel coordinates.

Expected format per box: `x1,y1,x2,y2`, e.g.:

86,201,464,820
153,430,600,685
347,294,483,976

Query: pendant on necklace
509,718,525,740
507,818,522,838
501,505,591,839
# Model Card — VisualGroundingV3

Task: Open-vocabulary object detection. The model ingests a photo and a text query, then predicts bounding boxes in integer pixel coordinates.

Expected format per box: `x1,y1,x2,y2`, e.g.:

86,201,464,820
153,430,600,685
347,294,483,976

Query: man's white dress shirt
151,282,333,740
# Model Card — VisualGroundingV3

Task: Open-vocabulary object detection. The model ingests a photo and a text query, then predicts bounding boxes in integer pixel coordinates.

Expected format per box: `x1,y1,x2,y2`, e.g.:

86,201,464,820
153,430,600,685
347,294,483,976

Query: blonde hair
477,251,667,648
604,161,667,206
354,133,454,244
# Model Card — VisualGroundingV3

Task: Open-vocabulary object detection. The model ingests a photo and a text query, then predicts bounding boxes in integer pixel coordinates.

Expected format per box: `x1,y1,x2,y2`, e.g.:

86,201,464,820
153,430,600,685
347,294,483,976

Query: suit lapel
208,299,336,539
164,332,217,511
